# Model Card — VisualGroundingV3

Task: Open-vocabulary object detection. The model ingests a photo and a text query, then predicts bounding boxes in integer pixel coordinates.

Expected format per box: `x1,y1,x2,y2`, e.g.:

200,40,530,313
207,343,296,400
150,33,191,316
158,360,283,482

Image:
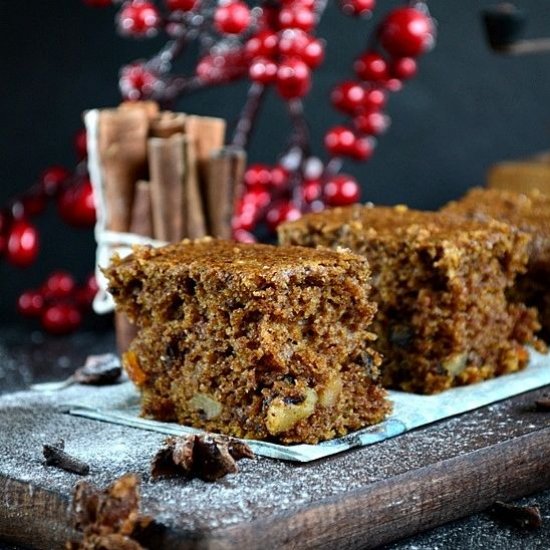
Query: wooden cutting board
0,384,549,549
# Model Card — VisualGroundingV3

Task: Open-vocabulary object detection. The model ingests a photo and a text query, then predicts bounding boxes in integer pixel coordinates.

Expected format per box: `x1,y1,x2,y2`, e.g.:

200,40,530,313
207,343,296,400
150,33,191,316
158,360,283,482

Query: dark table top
0,322,548,549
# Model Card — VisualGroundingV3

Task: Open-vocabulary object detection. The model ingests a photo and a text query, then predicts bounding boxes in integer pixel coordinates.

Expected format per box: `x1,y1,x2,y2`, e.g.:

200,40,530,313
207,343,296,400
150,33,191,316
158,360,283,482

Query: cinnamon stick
184,115,226,184
96,108,151,232
150,112,187,138
206,147,246,238
119,100,160,121
148,134,188,242
129,180,154,238
182,134,208,239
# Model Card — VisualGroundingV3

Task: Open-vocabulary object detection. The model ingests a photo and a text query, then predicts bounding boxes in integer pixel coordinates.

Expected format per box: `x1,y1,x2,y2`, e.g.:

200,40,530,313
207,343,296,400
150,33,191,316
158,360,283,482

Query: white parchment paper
67,349,550,462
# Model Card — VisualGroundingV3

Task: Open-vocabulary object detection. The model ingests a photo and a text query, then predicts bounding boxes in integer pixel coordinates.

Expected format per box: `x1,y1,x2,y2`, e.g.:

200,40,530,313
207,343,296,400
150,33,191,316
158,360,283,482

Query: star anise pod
151,434,254,482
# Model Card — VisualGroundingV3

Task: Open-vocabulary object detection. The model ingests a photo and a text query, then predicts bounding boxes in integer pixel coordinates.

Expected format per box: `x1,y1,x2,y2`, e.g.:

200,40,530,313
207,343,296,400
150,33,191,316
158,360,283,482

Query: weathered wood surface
0,385,549,549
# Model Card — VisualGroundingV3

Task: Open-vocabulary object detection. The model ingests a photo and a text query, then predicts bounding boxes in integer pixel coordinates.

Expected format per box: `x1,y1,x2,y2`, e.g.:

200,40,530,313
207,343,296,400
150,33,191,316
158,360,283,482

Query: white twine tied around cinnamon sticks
84,103,245,351
85,107,167,315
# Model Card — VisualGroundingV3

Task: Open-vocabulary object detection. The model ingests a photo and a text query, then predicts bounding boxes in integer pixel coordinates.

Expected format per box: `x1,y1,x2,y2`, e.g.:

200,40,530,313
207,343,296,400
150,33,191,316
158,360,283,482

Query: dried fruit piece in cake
278,204,541,394
104,238,389,444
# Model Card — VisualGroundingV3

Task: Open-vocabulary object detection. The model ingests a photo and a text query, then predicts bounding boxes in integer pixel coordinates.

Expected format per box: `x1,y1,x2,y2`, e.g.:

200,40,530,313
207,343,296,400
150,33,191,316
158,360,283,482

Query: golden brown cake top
279,203,516,242
110,237,369,277
442,187,550,234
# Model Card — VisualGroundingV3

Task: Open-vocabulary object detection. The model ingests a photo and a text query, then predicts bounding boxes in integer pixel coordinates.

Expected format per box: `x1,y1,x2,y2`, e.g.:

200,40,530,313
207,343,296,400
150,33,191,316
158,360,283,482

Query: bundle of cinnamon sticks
85,101,246,352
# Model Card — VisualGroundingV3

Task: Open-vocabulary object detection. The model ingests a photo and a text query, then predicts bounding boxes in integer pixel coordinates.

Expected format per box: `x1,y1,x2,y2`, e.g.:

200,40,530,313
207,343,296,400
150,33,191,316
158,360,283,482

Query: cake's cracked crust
278,204,542,394
104,238,389,444
442,187,550,342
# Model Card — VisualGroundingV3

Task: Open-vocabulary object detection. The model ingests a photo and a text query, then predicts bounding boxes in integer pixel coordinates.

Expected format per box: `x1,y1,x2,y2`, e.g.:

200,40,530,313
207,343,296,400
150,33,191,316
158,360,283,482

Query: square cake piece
278,204,541,394
104,238,389,444
441,187,550,341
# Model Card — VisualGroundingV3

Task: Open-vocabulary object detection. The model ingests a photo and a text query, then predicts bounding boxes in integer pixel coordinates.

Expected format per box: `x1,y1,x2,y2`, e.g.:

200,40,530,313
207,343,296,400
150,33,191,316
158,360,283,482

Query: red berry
214,1,251,35
166,0,197,11
43,271,76,299
351,136,375,161
242,187,271,209
270,166,289,190
17,290,45,318
249,57,278,84
276,58,311,99
339,0,375,17
354,51,389,82
278,29,307,57
324,126,356,157
57,179,96,228
245,31,279,59
117,1,161,37
355,111,390,135
324,174,360,206
233,228,257,243
119,63,160,101
244,164,272,187
41,304,82,335
379,7,436,58
74,129,88,159
265,202,301,232
391,57,417,80
285,0,315,9
301,37,325,69
331,81,366,114
196,49,248,84
302,179,322,203
40,166,70,196
278,30,324,69
233,210,258,233
278,5,315,32
363,87,387,110
385,78,403,92
85,273,99,294
6,219,39,268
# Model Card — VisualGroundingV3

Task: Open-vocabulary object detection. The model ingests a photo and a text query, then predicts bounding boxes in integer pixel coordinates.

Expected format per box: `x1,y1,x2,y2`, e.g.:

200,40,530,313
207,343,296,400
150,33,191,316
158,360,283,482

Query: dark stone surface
0,324,548,549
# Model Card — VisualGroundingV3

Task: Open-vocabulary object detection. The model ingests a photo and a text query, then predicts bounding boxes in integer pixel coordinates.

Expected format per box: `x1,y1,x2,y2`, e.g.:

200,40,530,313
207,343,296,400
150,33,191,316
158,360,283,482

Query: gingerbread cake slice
278,204,541,394
104,238,389,444
441,187,550,342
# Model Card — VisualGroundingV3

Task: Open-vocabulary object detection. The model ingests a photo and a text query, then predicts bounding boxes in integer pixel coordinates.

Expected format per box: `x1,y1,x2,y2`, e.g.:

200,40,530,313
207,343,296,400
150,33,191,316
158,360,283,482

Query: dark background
2,0,550,322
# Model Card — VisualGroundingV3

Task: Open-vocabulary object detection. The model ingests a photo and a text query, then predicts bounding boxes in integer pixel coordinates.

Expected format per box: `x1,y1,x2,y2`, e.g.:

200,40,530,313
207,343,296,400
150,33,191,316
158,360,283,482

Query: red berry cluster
233,163,295,241
86,1,437,238
18,271,98,335
233,159,363,237
1,129,98,332
325,4,435,173
0,130,96,268
246,9,324,99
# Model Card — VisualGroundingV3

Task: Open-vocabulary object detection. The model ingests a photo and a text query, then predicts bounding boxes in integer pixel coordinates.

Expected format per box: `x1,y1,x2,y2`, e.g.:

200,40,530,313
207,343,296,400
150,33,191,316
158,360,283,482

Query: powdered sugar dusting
1,379,549,535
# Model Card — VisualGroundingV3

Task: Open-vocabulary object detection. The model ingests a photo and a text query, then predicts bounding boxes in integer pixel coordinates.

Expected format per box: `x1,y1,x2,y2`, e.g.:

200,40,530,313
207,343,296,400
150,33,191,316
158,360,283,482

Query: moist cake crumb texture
104,238,390,444
278,204,542,394
441,187,550,342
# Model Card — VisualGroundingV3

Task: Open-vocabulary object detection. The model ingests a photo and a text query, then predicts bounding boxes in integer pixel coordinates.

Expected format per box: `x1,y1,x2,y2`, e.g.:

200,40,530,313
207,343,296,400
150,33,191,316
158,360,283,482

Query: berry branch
90,0,437,239
1,0,437,333
231,82,267,148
